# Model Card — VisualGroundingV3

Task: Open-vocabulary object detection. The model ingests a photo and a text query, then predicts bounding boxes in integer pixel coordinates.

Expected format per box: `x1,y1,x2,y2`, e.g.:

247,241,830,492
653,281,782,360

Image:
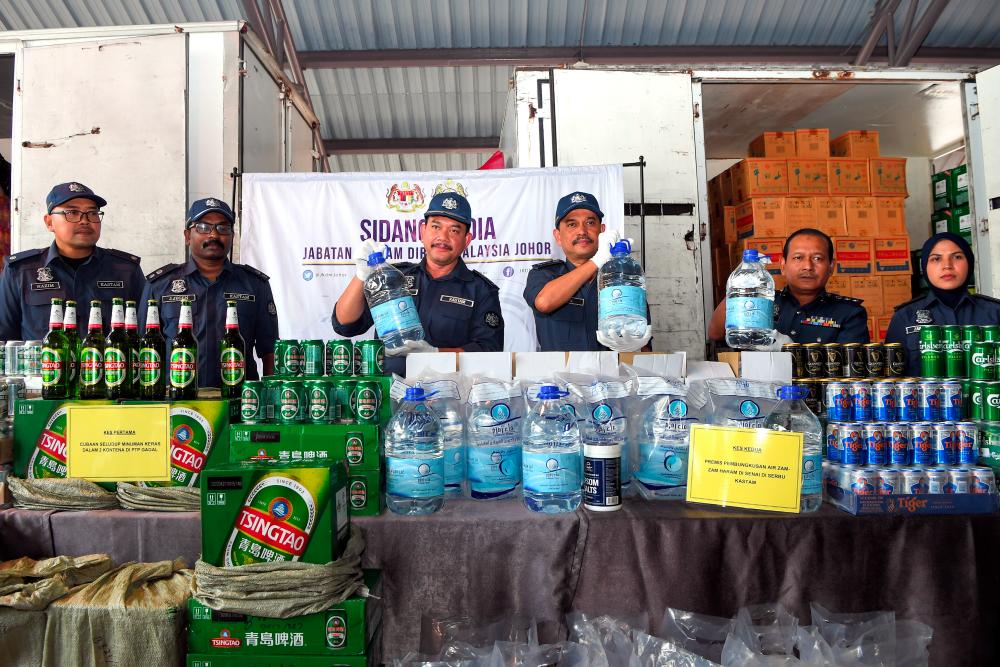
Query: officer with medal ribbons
524,191,652,351
886,231,1000,375
141,197,279,388
707,228,870,344
332,189,504,376
0,181,145,340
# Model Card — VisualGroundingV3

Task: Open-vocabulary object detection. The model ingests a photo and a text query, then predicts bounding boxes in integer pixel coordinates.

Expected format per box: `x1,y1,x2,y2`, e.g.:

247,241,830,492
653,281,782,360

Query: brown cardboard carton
720,169,734,206
785,197,817,231
850,276,883,315
875,197,906,236
723,205,738,245
828,159,871,195
876,316,893,342
845,196,878,237
834,237,874,274
831,130,880,158
813,197,847,236
874,237,912,273
882,274,912,310
786,159,829,195
730,159,788,200
735,197,786,238
869,158,908,196
794,128,830,159
740,238,784,276
749,132,797,158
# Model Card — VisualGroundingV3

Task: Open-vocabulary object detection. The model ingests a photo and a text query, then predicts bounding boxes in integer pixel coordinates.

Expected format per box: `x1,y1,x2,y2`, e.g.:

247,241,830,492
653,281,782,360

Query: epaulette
240,264,270,281
830,293,863,306
892,295,925,312
6,247,45,264
473,269,499,291
972,293,1000,305
531,259,563,270
145,263,181,281
104,248,141,264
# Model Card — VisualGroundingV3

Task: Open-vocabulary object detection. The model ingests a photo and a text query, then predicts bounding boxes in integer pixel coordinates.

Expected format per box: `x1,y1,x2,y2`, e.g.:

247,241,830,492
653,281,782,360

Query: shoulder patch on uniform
830,293,863,305
7,248,45,264
892,295,924,312
531,259,563,270
145,263,181,281
472,270,499,291
240,264,270,281
973,293,1000,305
484,311,503,328
104,248,141,264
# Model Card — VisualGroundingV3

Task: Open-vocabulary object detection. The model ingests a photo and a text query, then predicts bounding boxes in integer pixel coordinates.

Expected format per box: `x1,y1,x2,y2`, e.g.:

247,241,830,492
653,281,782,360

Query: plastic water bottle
362,250,425,350
466,384,522,500
762,385,823,513
522,385,582,513
635,395,691,500
385,387,444,515
597,240,648,339
429,393,466,497
724,249,775,350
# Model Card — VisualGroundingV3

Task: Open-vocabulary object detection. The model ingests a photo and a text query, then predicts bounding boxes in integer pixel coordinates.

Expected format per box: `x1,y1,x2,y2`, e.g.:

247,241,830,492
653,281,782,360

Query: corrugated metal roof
329,151,495,172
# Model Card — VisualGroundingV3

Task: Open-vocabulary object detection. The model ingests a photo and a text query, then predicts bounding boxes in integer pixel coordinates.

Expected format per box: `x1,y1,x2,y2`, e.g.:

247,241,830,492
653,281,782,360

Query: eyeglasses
51,209,104,223
189,221,235,235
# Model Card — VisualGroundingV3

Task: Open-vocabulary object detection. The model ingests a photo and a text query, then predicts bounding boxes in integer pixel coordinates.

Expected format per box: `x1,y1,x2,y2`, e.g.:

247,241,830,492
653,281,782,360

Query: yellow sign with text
66,405,172,482
686,424,804,513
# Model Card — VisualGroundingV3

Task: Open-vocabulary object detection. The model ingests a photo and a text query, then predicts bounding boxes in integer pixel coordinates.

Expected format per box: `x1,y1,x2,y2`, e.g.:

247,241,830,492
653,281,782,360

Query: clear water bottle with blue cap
762,384,823,513
466,381,523,500
597,239,648,340
385,386,444,515
522,385,582,513
724,248,775,350
362,249,425,350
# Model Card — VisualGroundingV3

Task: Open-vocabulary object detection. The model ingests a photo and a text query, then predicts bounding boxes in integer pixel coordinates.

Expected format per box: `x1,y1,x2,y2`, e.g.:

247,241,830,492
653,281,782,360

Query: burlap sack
8,477,119,511
116,482,200,512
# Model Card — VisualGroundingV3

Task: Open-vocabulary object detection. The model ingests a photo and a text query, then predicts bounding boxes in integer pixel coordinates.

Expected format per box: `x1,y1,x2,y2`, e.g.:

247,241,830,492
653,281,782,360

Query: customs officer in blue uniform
708,228,870,344
332,191,503,376
524,191,651,352
141,198,278,387
886,232,1000,376
0,182,144,340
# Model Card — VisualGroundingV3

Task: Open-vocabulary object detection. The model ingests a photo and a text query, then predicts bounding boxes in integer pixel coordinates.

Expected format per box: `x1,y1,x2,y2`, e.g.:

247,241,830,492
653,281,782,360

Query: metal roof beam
324,137,499,155
854,0,902,67
300,44,999,68
894,0,953,67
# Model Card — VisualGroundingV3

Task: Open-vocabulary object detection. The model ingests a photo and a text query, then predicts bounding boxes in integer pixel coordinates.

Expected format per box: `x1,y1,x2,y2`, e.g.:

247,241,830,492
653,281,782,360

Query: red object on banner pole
478,151,505,170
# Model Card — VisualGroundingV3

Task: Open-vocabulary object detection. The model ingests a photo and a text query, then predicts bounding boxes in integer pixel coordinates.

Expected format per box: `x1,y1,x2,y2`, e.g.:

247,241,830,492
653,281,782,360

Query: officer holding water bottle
524,191,652,352
332,190,504,375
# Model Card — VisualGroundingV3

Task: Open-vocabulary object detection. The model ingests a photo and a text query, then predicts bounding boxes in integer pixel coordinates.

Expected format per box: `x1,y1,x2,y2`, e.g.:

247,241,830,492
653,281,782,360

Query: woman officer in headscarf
885,232,1000,376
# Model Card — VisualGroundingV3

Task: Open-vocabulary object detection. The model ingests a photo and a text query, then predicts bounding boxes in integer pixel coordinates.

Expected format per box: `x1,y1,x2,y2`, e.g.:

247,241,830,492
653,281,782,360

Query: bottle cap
404,386,426,401
367,251,386,266
777,385,808,400
610,240,632,255
537,384,563,400
742,249,759,263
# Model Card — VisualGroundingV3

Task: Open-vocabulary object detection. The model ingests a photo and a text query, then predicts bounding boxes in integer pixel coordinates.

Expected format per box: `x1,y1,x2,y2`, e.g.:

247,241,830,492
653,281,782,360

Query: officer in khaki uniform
0,182,144,341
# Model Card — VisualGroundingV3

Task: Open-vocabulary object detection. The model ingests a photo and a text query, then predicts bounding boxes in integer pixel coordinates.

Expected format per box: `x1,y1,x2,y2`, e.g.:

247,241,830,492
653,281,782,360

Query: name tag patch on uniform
905,326,923,335
162,294,196,303
801,316,840,328
440,295,474,308
30,282,61,291
97,281,124,289
224,292,256,302
568,297,585,307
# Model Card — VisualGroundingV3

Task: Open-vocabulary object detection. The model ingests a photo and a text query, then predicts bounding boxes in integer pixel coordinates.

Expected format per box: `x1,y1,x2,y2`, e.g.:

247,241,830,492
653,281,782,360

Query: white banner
240,165,624,351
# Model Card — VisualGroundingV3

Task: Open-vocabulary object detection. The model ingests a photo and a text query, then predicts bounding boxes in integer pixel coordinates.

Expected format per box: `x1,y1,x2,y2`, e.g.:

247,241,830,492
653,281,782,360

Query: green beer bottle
223,468,329,565
79,300,106,399
104,297,133,399
41,298,70,399
125,300,141,393
220,300,246,399
169,297,198,399
139,298,167,400
26,406,71,478
63,300,80,398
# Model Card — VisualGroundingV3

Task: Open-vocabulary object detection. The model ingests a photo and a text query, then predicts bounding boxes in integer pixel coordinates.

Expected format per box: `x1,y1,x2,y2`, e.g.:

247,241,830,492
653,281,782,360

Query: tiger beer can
916,380,941,421
926,468,950,494
955,421,979,465
896,380,918,421
948,468,971,494
839,423,866,465
849,381,872,421
326,340,354,376
871,381,897,421
887,423,911,466
971,467,997,494
803,343,825,378
825,382,851,421
863,423,888,466
932,423,957,466
843,343,865,378
240,381,264,423
884,343,905,378
910,422,935,466
824,343,844,378
903,468,928,494
825,422,842,462
940,381,963,420
876,468,902,495
849,467,876,495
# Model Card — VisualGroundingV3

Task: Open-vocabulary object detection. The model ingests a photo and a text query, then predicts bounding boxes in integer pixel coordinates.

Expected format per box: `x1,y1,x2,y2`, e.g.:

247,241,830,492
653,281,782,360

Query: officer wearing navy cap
141,197,278,387
0,182,144,340
332,189,504,376
524,191,652,351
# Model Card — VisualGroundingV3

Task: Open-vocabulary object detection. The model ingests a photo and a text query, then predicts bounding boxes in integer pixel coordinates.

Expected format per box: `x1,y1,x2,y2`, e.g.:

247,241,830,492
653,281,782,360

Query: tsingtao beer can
871,381,897,421
301,340,325,377
353,380,382,424
884,343,905,377
273,339,302,377
333,378,357,423
357,340,386,376
277,379,305,424
240,380,264,423
305,379,333,423
263,377,282,422
863,423,888,466
803,343,825,378
824,343,844,377
326,340,354,376
843,343,865,378
863,343,885,378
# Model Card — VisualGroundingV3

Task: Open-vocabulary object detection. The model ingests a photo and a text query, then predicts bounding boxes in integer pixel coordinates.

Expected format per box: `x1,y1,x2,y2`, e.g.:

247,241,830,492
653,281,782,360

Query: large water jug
724,249,775,350
597,240,648,339
363,251,425,350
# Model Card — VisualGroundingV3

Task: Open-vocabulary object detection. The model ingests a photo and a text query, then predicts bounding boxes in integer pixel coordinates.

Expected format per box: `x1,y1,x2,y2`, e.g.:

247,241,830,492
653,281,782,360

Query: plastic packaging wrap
698,378,783,429
656,607,732,663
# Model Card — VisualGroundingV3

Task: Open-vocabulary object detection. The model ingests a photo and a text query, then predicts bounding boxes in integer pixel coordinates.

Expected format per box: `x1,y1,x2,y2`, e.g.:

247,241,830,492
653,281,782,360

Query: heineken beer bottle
79,300,106,399
220,299,246,399
125,300,141,393
105,297,133,399
63,300,80,398
224,468,329,565
169,297,198,399
139,298,167,400
41,298,70,399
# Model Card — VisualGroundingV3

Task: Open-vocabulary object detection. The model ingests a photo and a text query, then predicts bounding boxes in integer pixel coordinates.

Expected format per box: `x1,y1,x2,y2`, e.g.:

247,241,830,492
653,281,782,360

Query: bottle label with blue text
802,452,823,495
583,454,621,508
371,296,421,336
444,445,466,490
467,445,522,499
725,297,774,330
523,451,582,494
598,285,647,318
386,456,444,499
635,442,688,490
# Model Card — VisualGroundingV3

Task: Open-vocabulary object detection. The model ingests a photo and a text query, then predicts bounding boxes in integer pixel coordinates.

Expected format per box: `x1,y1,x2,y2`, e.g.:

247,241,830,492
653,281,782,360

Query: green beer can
333,378,356,423
274,339,303,377
970,341,997,381
301,339,325,377
305,378,333,423
919,325,943,377
971,380,986,421
962,325,982,373
357,340,385,376
278,379,304,424
983,325,1000,343
240,380,264,423
942,325,964,378
326,340,353,376
263,377,282,422
353,380,382,424
986,381,1000,423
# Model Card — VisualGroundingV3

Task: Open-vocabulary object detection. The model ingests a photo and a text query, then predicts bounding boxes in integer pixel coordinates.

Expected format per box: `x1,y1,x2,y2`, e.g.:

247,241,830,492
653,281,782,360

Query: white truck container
0,21,318,271
501,66,1000,359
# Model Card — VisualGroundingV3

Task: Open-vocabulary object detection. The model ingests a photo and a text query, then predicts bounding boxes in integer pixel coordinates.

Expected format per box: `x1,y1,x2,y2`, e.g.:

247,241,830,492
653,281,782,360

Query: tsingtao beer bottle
63,299,80,397
125,300,141,392
41,298,70,399
220,299,246,399
104,297,132,399
169,297,198,399
139,298,167,400
79,300,106,399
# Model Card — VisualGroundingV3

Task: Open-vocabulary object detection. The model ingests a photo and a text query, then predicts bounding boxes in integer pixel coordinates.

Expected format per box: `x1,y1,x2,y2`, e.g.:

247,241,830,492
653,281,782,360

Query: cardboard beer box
844,196,877,237
826,276,850,296
229,424,381,471
875,197,906,236
13,399,113,481
348,468,383,517
830,130,880,158
877,316,893,342
720,169,735,206
748,131,796,158
740,238,783,276
869,158,908,196
187,570,382,656
786,159,829,195
794,128,830,159
849,276,883,316
729,158,788,200
882,275,912,307
722,206,738,245
812,197,847,236
828,159,871,195
874,237,912,273
784,197,817,231
734,197,785,238
187,626,381,667
834,238,874,274
200,461,350,566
